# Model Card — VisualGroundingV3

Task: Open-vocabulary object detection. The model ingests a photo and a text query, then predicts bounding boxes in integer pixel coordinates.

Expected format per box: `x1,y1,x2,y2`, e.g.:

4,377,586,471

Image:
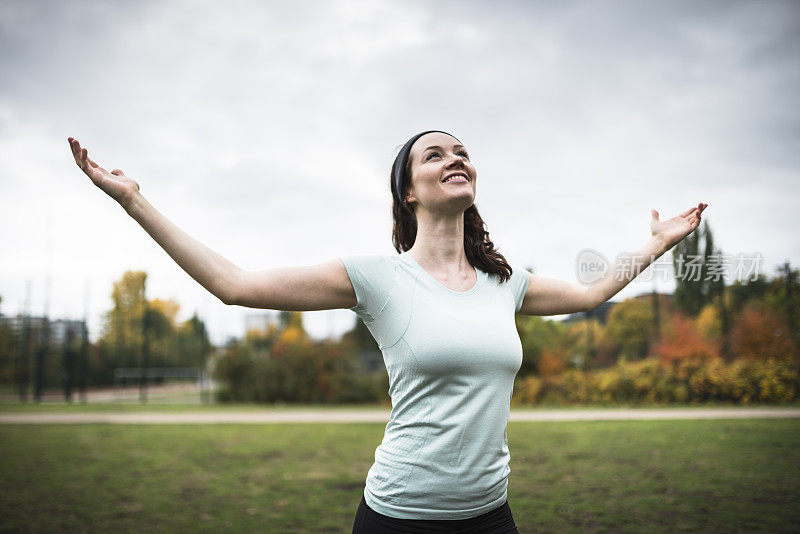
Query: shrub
511,355,800,406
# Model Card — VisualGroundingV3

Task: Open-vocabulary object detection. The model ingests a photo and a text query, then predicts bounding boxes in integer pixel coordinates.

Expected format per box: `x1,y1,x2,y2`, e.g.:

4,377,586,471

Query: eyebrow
422,144,466,153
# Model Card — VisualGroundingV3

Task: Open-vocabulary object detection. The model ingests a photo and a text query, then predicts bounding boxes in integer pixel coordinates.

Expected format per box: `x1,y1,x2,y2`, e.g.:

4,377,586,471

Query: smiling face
405,132,477,214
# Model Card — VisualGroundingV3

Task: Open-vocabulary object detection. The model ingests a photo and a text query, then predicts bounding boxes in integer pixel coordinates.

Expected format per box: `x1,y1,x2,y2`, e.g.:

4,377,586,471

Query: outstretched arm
68,137,358,310
517,203,708,316
126,195,244,305
69,137,242,304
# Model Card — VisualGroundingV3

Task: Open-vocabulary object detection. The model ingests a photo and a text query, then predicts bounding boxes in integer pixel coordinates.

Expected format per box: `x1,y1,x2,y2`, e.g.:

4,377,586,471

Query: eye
425,150,469,161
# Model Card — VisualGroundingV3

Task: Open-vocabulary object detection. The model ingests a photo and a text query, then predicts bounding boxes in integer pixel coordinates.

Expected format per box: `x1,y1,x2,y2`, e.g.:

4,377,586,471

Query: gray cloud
1,0,798,343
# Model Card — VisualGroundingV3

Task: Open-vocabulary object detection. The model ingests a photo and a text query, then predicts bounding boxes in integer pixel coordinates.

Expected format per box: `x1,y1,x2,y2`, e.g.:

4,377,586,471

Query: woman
68,131,706,533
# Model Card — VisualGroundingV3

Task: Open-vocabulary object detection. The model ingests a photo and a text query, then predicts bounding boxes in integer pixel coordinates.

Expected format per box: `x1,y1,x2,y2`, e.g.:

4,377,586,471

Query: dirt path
0,382,212,404
1,407,799,424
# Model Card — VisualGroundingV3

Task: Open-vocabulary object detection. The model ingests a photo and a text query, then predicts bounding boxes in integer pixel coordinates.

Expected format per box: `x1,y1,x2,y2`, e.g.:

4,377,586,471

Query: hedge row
214,350,388,404
511,357,800,406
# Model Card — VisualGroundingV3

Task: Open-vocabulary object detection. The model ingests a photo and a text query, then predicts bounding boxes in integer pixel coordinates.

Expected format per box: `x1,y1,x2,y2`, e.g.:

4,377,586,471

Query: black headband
391,130,462,209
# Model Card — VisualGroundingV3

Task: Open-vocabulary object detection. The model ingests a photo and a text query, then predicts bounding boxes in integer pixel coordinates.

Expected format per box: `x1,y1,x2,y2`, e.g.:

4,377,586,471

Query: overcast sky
1,0,798,344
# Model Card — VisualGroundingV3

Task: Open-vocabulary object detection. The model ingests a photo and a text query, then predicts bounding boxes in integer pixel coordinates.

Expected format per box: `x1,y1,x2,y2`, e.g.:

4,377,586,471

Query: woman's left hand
650,202,708,250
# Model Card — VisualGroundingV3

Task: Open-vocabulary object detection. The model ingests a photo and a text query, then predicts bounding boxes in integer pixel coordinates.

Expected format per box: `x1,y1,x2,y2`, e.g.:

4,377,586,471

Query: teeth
443,175,468,183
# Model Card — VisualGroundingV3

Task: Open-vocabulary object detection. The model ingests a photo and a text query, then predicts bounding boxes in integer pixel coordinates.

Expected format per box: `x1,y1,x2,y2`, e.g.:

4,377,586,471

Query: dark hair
389,130,514,284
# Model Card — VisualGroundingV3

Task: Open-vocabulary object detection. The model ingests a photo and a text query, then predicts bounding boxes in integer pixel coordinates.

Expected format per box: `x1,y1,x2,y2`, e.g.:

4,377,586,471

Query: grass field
1,417,798,533
0,401,392,413
4,398,797,413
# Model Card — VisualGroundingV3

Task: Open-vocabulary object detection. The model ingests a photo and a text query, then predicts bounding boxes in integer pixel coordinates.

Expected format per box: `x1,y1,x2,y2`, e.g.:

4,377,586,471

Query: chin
442,195,475,212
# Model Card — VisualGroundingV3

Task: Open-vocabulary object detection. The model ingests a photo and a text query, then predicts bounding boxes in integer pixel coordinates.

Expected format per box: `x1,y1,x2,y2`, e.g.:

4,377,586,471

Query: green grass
2,399,798,413
507,419,800,533
0,401,391,413
0,420,798,533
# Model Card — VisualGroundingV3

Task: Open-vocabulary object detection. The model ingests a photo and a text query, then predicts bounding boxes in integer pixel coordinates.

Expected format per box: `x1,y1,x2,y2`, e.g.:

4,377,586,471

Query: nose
446,153,467,167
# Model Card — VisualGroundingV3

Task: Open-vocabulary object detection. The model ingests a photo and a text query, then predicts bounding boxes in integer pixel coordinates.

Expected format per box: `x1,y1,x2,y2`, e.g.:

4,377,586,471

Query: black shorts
352,494,520,533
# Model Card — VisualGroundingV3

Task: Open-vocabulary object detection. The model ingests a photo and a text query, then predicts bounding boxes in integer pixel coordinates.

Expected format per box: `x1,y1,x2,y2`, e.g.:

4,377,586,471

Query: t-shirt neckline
400,252,483,295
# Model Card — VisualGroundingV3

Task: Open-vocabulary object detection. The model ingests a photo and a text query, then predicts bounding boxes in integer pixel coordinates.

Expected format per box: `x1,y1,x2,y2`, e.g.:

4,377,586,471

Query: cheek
422,170,441,185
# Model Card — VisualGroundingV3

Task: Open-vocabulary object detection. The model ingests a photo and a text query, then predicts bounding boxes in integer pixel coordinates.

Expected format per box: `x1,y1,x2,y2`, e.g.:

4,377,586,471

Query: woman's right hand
68,137,141,211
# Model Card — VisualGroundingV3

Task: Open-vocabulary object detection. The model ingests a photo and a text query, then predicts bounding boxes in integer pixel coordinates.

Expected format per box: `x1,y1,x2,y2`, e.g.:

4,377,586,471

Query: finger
72,141,95,176
680,206,696,217
80,148,90,171
69,138,81,164
111,169,124,176
88,157,109,174
86,156,101,168
651,209,659,220
72,142,85,165
80,149,98,177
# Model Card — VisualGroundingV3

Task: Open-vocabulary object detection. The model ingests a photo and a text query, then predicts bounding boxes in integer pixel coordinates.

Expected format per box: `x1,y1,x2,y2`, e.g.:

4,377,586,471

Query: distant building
49,319,88,344
561,292,673,325
562,300,616,325
0,314,86,345
244,312,279,334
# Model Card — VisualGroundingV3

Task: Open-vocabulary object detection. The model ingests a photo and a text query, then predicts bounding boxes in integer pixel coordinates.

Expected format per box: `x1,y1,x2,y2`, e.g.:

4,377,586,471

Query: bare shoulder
231,257,357,311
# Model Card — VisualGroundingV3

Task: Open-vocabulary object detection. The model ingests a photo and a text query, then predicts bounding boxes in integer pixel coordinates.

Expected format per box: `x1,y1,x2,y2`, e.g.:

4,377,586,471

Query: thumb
651,209,659,221
111,169,124,176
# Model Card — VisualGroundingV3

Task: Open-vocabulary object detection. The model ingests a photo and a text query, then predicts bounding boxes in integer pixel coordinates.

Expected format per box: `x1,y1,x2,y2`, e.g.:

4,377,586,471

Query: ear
405,186,416,205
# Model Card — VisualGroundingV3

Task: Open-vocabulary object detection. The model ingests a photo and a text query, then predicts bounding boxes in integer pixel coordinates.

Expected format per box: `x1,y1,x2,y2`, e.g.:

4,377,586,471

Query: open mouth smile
442,173,470,183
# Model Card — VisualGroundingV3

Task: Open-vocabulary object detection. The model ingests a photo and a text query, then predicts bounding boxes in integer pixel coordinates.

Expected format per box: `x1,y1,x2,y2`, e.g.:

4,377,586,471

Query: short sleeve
339,254,397,324
509,263,531,312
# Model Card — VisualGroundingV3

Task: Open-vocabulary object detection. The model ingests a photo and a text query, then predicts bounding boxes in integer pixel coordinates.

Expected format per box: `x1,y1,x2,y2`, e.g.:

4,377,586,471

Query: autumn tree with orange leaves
730,301,798,361
653,312,720,365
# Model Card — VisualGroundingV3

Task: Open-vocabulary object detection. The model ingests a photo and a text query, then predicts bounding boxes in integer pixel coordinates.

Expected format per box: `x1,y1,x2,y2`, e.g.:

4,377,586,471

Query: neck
406,208,470,272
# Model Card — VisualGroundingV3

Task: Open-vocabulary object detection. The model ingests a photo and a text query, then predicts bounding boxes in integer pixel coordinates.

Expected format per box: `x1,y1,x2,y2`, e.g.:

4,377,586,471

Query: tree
561,317,603,371
268,311,311,359
0,295,16,383
728,274,770,313
672,220,722,316
176,313,211,368
703,223,731,359
340,317,379,355
514,315,566,376
602,297,654,362
142,301,175,369
148,298,179,327
730,300,798,361
100,271,147,369
696,303,721,342
537,348,566,379
654,312,720,364
770,261,800,347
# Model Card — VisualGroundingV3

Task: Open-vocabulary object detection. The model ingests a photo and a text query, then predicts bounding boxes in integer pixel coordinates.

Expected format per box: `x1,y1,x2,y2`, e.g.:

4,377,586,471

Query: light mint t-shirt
340,251,531,520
